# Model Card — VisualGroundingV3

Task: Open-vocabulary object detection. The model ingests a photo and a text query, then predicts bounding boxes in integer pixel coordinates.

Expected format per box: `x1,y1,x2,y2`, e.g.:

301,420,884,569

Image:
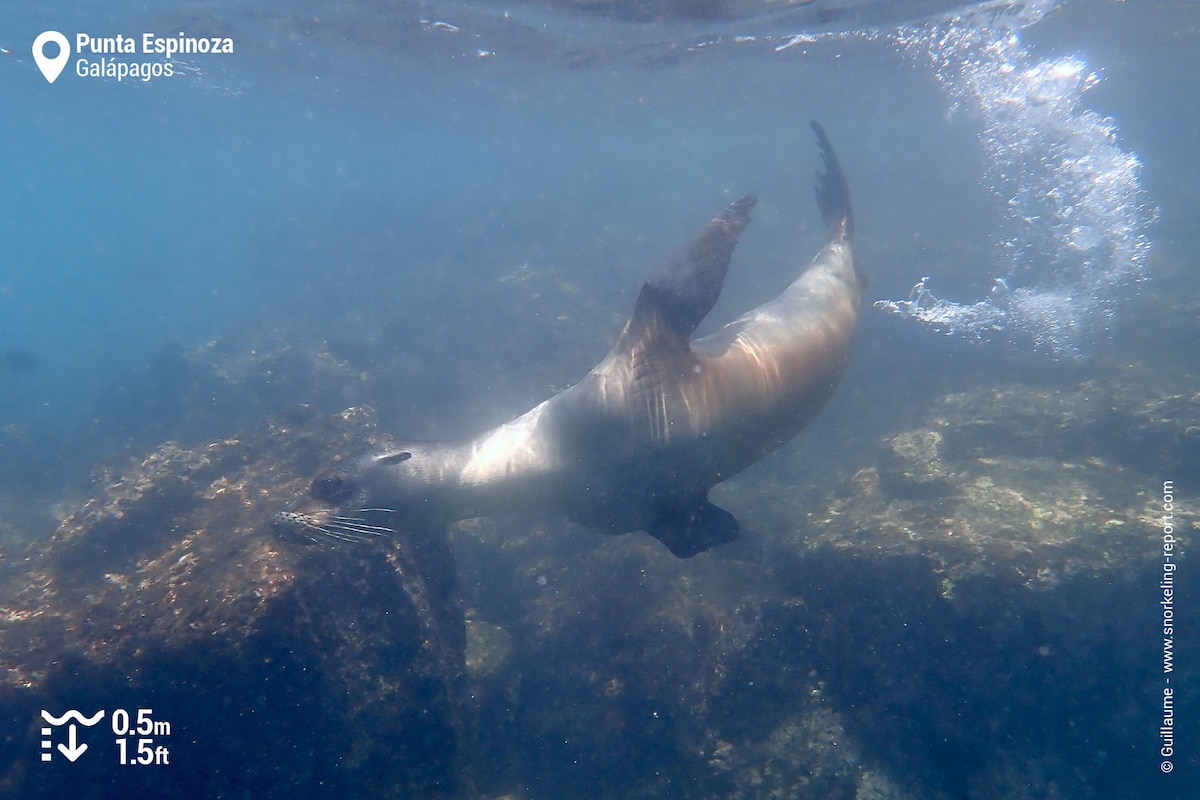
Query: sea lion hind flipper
647,495,740,558
810,121,853,241
617,195,756,352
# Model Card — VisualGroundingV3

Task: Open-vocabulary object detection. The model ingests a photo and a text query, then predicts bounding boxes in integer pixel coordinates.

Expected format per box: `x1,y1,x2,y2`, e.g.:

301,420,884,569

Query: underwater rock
0,406,471,800
451,520,913,800
451,376,1197,800
880,429,957,499
744,378,1198,799
5,313,1195,800
86,332,370,456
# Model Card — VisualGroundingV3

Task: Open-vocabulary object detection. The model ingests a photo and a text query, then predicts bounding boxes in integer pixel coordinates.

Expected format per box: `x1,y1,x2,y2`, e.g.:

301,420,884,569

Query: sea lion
275,122,862,558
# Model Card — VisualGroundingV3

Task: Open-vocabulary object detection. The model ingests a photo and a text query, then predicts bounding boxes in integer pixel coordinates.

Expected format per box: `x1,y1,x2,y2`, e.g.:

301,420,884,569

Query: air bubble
879,1,1155,357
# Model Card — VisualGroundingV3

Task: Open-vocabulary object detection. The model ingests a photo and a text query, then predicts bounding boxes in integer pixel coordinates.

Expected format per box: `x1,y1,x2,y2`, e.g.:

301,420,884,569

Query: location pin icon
33,31,70,84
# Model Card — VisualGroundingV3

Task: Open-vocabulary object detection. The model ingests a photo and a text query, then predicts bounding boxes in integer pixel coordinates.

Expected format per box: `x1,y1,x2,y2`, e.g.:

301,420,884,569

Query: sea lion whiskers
272,508,395,546
329,515,396,536
285,516,362,546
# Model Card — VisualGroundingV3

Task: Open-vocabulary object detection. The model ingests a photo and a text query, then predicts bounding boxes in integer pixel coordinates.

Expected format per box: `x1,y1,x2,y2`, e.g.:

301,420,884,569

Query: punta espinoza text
75,33,234,59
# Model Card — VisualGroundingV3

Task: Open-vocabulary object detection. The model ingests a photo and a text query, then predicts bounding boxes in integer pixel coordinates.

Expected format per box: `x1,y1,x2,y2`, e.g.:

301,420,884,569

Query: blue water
1,0,1197,796
4,1,1191,431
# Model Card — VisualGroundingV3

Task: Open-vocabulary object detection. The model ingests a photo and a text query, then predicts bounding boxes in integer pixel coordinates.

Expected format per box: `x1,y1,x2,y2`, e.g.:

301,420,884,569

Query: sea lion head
273,438,445,545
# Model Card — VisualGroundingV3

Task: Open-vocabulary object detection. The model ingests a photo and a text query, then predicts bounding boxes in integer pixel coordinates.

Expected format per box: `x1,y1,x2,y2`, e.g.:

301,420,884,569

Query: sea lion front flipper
615,195,756,353
647,494,740,558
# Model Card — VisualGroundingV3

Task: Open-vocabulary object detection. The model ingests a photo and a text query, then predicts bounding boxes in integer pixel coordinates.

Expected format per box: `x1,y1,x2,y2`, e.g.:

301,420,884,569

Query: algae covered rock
0,407,471,800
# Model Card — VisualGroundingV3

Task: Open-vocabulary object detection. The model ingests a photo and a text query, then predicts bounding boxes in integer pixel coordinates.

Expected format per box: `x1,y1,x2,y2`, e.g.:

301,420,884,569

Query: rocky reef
0,402,470,800
454,378,1198,800
0,335,1196,800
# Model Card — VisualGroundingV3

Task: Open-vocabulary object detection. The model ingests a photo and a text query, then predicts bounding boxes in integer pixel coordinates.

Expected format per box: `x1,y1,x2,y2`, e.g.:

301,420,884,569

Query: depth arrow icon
57,724,87,762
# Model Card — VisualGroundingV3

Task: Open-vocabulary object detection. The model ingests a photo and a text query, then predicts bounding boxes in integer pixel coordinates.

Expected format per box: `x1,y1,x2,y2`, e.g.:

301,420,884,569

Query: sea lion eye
310,475,355,505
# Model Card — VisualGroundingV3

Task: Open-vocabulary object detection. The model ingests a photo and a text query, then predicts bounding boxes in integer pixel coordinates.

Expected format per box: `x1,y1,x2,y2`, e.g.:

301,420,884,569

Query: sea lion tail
810,121,853,241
